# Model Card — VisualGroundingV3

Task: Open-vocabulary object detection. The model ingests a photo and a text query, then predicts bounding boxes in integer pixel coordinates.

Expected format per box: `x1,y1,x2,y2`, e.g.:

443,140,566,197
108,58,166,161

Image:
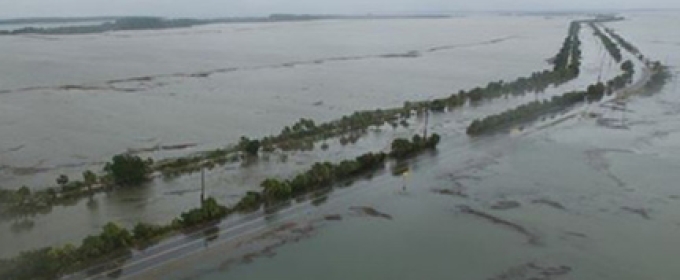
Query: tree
132,223,166,242
235,192,262,212
239,136,261,156
245,140,261,156
83,170,97,186
586,82,606,102
430,100,446,112
104,154,152,186
427,133,441,147
56,175,69,188
621,60,634,73
177,197,227,227
79,222,133,259
390,138,414,158
17,186,31,204
83,170,97,193
261,179,291,201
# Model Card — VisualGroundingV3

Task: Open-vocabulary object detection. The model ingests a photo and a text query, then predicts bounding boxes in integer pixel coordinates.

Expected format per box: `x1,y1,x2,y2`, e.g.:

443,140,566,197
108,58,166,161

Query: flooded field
0,15,570,188
1,11,680,279
0,15,579,256
135,12,680,280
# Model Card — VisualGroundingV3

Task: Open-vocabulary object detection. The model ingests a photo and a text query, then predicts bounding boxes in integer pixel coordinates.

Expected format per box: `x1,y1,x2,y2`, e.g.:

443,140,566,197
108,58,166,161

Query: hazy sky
0,0,678,18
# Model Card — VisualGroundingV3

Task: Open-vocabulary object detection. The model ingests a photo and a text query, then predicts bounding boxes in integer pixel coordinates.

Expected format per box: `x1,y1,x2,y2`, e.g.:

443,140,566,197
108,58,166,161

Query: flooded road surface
125,12,680,280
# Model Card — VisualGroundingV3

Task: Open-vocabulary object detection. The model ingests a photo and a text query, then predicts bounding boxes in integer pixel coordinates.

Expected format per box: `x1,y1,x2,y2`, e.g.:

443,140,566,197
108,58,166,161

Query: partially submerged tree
239,136,261,156
56,175,69,188
104,154,152,186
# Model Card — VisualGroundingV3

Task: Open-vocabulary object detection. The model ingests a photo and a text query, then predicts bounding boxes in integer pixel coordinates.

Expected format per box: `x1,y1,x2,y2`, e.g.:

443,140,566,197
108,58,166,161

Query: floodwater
1,12,680,279
0,15,570,188
137,12,680,280
0,15,578,256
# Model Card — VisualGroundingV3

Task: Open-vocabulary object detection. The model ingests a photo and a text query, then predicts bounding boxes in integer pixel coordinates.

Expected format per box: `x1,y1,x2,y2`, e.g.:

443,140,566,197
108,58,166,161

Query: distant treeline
0,14,451,35
0,17,118,25
0,17,204,35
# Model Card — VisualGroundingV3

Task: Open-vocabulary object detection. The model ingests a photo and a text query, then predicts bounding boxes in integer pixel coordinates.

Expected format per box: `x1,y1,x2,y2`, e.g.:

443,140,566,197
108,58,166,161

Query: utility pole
598,42,606,84
622,101,626,127
423,108,429,139
200,168,205,205
605,54,613,80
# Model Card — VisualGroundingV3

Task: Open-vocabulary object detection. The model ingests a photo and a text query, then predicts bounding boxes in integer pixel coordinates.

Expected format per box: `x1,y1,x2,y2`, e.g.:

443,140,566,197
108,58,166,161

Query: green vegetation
4,17,203,35
466,19,655,137
239,137,262,156
0,19,589,220
0,222,133,280
553,21,583,75
152,20,587,177
390,134,441,159
606,60,635,94
604,28,640,57
590,22,622,63
0,132,440,280
402,20,583,111
0,15,453,36
104,154,153,186
0,153,151,220
3,17,648,279
234,192,263,212
55,175,69,188
250,151,389,208
643,61,672,94
0,196,226,280
174,197,229,228
467,59,637,136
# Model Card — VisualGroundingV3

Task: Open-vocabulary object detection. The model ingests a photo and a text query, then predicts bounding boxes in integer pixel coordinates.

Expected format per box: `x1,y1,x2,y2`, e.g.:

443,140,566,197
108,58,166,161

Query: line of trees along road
0,135,440,280
1,18,650,279
0,19,590,222
591,22,623,63
466,23,674,137
466,59,637,136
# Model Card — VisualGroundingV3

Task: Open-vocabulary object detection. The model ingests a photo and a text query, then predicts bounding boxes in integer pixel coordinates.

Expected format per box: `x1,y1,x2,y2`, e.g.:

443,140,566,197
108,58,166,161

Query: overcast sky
1,0,678,18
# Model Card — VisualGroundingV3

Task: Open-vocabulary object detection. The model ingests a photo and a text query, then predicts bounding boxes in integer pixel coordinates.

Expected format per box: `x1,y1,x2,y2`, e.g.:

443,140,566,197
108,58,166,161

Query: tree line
604,28,640,57
0,134,440,280
0,19,590,221
0,17,202,35
467,59,638,136
465,19,663,137
590,22,623,63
